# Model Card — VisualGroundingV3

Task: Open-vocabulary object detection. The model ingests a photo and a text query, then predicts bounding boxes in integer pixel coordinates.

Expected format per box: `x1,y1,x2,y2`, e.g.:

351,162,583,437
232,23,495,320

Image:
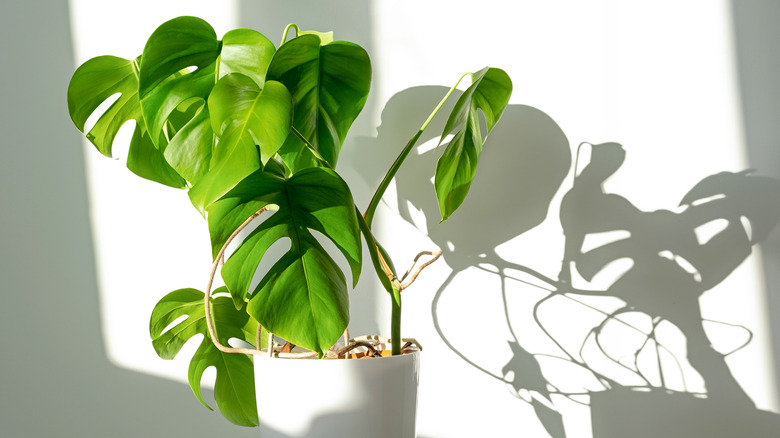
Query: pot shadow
351,86,780,437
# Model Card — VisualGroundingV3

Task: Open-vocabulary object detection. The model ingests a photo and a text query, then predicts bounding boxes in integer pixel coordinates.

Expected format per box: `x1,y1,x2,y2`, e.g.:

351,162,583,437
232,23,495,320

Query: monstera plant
68,16,511,426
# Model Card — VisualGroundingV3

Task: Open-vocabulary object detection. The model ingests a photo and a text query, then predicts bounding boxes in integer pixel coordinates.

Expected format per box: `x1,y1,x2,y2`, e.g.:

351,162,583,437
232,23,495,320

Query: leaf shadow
349,85,780,437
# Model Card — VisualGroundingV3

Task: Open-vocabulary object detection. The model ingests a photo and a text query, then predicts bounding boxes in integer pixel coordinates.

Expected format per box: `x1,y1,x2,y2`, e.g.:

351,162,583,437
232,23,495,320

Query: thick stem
391,285,402,355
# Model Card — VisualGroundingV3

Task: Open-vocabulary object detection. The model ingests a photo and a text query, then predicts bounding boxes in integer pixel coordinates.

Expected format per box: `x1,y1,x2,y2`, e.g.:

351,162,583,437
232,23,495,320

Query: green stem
356,208,395,293
291,126,329,167
363,72,470,227
280,23,299,46
391,284,402,355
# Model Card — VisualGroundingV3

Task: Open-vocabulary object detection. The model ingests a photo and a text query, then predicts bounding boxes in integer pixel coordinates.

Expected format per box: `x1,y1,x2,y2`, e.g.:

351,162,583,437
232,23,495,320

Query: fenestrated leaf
149,287,262,427
188,339,257,427
187,76,292,214
207,167,362,356
138,16,220,99
68,55,140,157
66,54,187,188
138,17,277,188
434,67,512,220
267,34,371,171
138,15,219,149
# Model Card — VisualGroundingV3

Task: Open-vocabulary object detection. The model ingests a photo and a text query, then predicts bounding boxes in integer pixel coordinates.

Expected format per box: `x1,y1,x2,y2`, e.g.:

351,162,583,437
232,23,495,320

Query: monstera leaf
218,28,276,86
207,167,362,356
66,55,186,188
187,74,293,213
138,16,278,192
68,16,279,192
137,16,220,148
266,34,371,171
435,67,512,220
149,287,263,427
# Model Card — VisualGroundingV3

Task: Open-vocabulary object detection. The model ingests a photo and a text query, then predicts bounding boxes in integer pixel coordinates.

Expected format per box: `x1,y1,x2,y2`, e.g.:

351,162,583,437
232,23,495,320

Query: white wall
3,0,780,437
362,2,780,437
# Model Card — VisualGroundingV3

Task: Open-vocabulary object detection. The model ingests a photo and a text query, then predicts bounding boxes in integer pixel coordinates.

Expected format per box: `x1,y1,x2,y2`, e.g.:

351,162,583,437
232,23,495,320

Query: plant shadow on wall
351,86,780,438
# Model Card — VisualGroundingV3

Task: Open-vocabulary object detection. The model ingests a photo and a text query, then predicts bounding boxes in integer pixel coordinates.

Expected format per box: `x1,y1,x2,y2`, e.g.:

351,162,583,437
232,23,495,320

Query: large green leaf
207,167,362,356
67,55,186,188
149,287,262,427
266,34,371,171
187,75,292,214
434,67,512,220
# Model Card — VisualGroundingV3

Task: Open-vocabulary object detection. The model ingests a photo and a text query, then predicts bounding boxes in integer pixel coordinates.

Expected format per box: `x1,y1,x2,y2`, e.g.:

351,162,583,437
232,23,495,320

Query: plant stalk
391,284,402,356
363,73,469,227
204,208,268,356
280,23,299,46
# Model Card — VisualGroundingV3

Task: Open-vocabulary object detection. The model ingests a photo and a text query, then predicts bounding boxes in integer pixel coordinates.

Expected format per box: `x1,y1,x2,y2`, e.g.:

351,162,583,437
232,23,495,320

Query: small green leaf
126,123,187,188
267,34,371,171
298,29,334,45
219,28,276,86
187,76,292,214
208,75,292,160
434,67,512,220
66,55,186,188
208,167,362,356
138,16,220,99
67,55,141,157
149,288,261,427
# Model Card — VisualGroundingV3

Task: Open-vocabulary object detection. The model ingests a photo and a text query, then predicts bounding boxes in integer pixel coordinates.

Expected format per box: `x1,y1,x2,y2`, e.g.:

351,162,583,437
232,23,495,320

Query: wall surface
0,1,257,437
2,0,780,437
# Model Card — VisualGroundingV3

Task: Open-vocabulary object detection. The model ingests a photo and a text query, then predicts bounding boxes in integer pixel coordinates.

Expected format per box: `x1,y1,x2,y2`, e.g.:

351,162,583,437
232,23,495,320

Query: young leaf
207,167,362,356
187,76,292,213
149,288,261,427
219,28,276,87
267,34,371,171
67,55,186,188
434,67,512,220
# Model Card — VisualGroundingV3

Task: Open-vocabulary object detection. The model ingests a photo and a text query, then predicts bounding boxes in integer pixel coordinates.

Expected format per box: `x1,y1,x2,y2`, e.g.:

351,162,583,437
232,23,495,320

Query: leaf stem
204,207,268,356
363,72,470,228
391,284,402,356
280,23,300,46
291,126,330,167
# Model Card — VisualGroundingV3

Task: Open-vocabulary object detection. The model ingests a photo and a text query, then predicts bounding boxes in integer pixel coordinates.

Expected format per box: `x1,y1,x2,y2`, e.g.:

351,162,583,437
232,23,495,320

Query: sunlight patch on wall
68,0,238,384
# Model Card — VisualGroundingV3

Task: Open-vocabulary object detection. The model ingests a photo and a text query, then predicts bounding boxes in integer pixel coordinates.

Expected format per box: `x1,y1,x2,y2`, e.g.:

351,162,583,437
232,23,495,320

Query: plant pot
254,349,420,437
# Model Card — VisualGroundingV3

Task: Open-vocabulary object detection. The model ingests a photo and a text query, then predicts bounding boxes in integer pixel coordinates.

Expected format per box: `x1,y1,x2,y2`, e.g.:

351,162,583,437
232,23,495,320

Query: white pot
254,350,420,438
